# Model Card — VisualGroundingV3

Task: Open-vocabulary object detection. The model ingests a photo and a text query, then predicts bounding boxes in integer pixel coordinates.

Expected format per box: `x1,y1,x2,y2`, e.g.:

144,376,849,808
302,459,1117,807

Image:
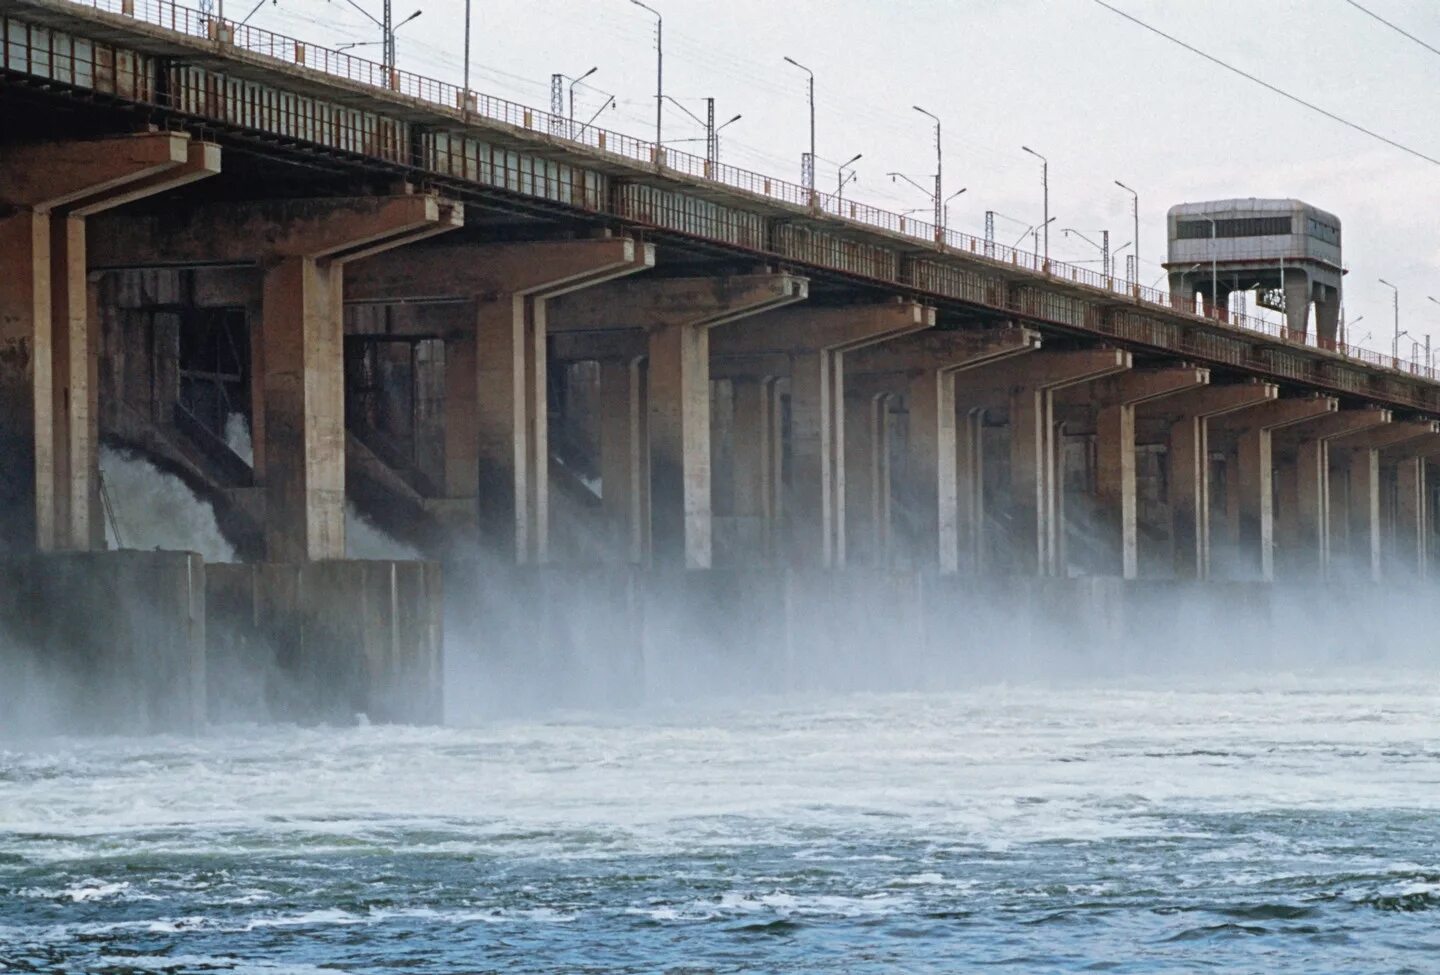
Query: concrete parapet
0,550,205,734
207,559,443,725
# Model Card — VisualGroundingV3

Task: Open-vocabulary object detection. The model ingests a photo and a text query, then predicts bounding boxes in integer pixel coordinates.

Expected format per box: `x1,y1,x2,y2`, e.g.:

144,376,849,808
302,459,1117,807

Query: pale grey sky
247,0,1440,356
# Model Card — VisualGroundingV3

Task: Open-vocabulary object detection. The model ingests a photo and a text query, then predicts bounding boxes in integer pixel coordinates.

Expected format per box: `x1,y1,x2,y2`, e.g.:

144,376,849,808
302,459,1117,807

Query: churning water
4,672,1440,973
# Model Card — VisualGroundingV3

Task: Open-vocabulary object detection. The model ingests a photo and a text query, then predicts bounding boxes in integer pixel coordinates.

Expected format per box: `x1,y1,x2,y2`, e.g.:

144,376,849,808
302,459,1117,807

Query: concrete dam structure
4,0,1440,731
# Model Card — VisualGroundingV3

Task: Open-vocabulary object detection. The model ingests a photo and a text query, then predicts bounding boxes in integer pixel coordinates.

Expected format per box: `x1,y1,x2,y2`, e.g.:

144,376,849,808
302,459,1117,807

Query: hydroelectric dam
3,0,1440,731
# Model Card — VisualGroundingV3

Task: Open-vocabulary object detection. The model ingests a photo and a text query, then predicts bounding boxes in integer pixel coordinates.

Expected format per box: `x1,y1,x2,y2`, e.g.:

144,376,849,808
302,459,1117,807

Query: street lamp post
943,187,967,233
1380,278,1400,362
914,106,942,241
1115,180,1139,290
837,153,862,200
1427,296,1440,369
783,56,815,195
712,112,741,164
568,66,598,135
1344,313,1364,347
1110,240,1132,282
1394,328,1411,361
1201,215,1219,319
1021,145,1048,267
1013,216,1056,253
629,0,662,153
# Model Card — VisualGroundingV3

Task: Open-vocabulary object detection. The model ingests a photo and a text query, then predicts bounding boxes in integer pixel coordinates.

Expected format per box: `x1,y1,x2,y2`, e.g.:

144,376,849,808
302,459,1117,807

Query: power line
1343,0,1440,59
1090,0,1440,168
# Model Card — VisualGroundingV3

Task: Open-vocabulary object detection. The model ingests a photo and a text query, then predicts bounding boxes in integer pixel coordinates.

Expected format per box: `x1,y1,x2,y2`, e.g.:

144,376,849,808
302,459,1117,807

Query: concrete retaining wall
0,551,206,735
207,560,443,725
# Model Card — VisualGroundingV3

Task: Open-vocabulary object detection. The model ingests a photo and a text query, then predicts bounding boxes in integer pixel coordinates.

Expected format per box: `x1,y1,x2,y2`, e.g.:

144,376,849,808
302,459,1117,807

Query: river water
3,671,1440,973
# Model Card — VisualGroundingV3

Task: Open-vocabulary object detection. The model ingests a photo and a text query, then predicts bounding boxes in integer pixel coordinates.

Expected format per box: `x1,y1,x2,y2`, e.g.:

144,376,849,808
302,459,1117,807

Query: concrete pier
0,133,219,554
962,348,1131,576
1144,381,1278,579
1211,395,1337,581
346,236,652,559
849,326,1044,573
711,301,935,567
89,195,464,560
549,273,808,568
1059,367,1209,578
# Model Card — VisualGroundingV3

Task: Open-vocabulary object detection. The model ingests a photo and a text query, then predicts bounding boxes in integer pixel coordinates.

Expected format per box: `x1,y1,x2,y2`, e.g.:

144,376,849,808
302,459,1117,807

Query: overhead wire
1090,0,1440,168
1341,0,1440,59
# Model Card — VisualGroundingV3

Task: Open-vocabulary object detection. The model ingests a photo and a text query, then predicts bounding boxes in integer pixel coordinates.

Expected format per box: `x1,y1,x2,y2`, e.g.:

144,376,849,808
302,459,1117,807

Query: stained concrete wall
207,560,443,725
0,551,206,735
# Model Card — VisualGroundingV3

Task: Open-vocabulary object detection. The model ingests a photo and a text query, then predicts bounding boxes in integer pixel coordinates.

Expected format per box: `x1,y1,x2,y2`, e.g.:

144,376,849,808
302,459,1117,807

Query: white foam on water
4,673,1440,867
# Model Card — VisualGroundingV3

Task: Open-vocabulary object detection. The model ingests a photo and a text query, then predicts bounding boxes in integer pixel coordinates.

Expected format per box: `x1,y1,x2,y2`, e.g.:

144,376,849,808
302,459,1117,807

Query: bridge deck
2,0,1436,414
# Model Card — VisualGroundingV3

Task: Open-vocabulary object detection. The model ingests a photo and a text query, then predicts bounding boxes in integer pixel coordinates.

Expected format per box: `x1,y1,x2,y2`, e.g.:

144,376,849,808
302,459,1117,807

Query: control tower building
1164,199,1343,343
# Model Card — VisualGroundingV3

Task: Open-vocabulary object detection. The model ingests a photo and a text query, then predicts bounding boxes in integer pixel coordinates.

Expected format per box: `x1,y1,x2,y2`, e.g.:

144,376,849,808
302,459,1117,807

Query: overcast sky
246,0,1440,356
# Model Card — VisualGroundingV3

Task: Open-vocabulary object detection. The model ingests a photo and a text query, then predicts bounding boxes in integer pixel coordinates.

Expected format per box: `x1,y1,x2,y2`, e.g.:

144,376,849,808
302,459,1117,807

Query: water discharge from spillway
21,419,1440,732
99,445,236,563
95,418,419,562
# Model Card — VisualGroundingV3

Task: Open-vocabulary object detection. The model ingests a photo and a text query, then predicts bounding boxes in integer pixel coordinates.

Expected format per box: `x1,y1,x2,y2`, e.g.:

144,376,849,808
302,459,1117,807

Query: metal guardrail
48,0,1439,385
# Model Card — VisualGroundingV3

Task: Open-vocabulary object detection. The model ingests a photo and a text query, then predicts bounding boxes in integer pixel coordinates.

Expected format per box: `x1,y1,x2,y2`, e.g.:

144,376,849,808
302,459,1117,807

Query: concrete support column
474,293,548,562
1380,435,1440,581
1342,447,1380,581
844,389,890,567
1062,367,1209,578
1393,457,1427,580
346,237,654,562
1271,408,1389,580
92,193,465,561
1327,421,1438,582
1167,414,1207,578
647,321,713,568
1283,268,1311,339
0,211,53,552
731,376,778,562
1009,384,1050,576
600,357,649,564
51,217,94,551
549,273,807,568
0,133,219,554
907,367,959,574
440,331,479,515
1288,439,1328,574
956,407,986,574
1315,285,1341,348
982,349,1131,576
788,349,841,567
711,301,933,568
848,327,1044,573
259,256,347,561
1212,395,1337,581
1146,384,1289,579
1235,427,1273,581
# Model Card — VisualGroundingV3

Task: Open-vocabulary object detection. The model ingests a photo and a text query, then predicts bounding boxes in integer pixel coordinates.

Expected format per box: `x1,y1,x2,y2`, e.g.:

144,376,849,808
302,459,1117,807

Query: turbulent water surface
3,673,1440,973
